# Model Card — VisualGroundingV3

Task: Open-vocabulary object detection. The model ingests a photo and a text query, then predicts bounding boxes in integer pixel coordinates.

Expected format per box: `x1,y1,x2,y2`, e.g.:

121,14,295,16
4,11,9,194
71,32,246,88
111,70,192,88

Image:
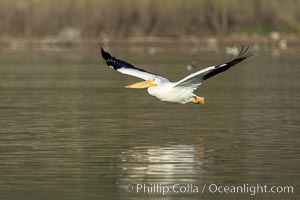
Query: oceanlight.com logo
123,183,294,196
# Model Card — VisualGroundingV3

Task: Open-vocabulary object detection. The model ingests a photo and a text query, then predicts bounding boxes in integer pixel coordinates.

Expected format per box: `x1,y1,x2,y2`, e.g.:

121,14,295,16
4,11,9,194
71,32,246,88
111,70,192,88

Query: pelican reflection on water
117,139,205,188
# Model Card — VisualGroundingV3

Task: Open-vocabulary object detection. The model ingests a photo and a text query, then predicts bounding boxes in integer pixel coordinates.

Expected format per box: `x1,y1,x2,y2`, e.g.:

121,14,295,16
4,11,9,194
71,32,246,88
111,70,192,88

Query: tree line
0,0,299,38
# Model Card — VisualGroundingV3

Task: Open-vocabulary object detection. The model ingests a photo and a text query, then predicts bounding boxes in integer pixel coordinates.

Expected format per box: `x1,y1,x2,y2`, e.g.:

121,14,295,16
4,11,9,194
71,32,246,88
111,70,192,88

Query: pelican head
125,79,157,89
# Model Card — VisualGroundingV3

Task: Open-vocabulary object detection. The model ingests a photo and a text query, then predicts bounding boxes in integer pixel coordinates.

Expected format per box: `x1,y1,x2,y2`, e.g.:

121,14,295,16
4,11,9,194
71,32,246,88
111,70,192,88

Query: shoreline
0,34,299,50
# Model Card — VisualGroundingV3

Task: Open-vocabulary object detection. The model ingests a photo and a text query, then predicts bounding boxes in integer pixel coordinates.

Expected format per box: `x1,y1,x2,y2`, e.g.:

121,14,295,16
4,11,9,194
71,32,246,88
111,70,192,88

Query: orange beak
125,79,157,89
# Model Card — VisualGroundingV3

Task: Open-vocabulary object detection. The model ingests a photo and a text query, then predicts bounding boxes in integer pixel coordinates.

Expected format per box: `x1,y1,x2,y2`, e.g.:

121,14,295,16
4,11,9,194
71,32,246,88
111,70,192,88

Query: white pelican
100,46,254,104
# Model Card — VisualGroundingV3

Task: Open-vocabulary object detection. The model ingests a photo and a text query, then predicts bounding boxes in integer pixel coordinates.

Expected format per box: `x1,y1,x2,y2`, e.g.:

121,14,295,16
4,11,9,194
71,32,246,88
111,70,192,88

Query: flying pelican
100,47,254,104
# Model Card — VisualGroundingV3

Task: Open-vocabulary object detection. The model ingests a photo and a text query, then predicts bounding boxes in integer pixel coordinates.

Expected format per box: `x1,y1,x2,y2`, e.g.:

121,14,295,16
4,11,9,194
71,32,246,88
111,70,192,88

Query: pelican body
100,47,254,104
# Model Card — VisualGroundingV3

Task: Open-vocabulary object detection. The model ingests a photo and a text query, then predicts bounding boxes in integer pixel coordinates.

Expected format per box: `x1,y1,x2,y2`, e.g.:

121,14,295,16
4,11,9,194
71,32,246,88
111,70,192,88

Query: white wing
174,46,255,91
101,48,165,81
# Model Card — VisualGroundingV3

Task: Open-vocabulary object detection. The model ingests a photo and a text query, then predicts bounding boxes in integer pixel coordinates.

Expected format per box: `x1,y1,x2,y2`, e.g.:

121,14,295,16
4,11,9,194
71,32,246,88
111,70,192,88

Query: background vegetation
0,0,299,39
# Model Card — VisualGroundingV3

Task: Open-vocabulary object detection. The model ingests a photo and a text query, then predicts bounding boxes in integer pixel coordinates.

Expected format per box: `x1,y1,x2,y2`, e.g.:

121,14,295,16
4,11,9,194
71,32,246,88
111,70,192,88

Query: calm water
0,47,299,200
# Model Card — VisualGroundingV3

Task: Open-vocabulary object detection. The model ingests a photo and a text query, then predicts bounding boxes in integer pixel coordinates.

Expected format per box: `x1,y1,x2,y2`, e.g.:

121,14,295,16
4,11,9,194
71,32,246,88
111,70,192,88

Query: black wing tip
100,47,105,56
99,47,124,70
236,45,256,60
224,46,255,67
100,47,111,61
